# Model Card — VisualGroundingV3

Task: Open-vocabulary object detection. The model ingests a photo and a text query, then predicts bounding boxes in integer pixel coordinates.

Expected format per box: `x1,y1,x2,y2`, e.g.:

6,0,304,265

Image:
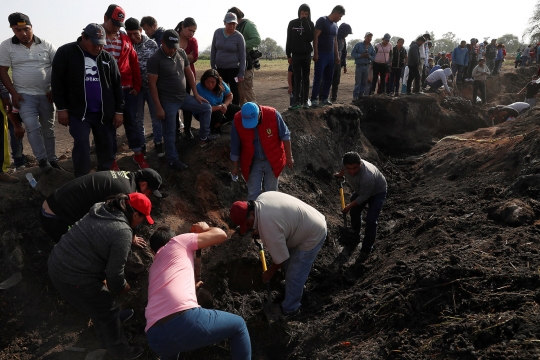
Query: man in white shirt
425,68,452,94
0,13,59,173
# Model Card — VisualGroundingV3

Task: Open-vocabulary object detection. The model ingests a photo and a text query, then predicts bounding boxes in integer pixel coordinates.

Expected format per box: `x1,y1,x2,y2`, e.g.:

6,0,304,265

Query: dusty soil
1,63,540,359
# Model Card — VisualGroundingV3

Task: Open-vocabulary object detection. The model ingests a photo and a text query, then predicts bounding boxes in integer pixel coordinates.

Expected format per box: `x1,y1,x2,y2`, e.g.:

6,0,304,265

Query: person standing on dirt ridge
451,41,469,84
51,23,124,178
229,191,327,319
351,32,376,99
334,152,387,263
101,4,147,171
227,7,261,105
310,5,345,107
0,12,61,174
471,58,490,105
286,4,315,110
406,36,426,95
230,102,293,200
40,168,162,243
331,22,352,103
147,29,214,170
485,39,497,72
48,193,153,360
145,225,251,360
125,18,162,158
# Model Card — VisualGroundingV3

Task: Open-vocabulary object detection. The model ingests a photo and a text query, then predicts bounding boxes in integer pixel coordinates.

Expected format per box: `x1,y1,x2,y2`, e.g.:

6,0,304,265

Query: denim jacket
351,41,375,65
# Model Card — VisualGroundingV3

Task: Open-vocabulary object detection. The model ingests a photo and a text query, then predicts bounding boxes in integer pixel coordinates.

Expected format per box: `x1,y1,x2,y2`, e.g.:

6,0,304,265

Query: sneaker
169,159,188,171
155,143,165,158
281,307,301,321
107,346,143,359
302,101,310,109
39,158,53,174
119,309,134,323
184,129,194,140
199,133,220,148
321,99,332,106
110,160,120,171
288,103,301,110
311,99,319,107
0,172,19,183
50,161,66,171
133,153,149,169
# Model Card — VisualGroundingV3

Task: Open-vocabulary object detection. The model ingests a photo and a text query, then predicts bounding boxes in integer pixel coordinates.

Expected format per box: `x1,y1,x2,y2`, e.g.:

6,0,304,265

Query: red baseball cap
105,4,126,27
128,193,154,224
229,201,249,234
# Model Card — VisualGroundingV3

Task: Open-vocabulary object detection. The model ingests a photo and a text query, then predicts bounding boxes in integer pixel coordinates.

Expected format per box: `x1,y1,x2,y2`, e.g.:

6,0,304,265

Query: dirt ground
1,62,540,360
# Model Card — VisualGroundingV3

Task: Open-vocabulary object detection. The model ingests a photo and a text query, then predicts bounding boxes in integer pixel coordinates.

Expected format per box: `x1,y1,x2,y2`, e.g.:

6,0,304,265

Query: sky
1,0,538,51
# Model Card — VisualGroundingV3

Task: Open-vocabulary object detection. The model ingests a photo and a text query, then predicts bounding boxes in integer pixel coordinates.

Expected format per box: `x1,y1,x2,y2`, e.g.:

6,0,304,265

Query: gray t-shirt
147,47,189,103
253,191,327,264
344,159,387,205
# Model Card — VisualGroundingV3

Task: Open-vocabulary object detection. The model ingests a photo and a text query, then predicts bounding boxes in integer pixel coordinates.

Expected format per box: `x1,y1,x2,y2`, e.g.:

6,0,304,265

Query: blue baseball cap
241,102,259,129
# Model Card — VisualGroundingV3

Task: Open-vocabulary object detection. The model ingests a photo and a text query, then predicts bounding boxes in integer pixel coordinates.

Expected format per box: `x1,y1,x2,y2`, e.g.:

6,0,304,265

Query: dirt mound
353,94,489,156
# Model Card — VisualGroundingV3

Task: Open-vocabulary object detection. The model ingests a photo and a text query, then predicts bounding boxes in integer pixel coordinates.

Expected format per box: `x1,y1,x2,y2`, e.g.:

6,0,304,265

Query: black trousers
371,62,388,94
210,103,241,129
407,66,421,93
39,209,71,243
472,80,486,104
217,68,240,106
292,54,311,104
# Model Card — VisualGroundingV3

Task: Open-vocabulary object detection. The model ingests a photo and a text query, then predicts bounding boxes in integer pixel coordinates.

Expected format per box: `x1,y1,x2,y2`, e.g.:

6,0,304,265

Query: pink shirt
374,42,392,64
145,233,199,332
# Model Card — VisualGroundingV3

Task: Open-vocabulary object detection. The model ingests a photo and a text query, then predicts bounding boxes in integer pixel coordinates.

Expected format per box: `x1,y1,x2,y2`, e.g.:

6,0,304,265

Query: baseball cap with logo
105,4,126,27
163,29,180,49
137,168,163,198
241,102,259,129
127,193,154,224
83,24,106,45
8,13,32,27
224,12,238,24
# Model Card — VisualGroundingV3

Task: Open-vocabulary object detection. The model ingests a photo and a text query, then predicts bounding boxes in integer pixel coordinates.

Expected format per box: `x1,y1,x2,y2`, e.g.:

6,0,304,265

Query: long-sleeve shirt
229,110,290,162
343,160,387,205
471,64,490,81
452,46,469,66
351,41,376,65
426,69,451,92
495,49,503,61
210,28,246,78
133,35,158,89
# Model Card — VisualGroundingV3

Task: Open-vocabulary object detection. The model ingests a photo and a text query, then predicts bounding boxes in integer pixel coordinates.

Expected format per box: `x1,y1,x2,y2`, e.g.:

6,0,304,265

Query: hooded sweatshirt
407,41,422,67
133,34,159,89
286,4,315,57
47,202,133,293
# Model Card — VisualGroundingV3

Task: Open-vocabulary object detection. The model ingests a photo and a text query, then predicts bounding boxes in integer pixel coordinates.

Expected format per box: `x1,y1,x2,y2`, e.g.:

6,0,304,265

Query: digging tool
254,239,279,322
339,178,348,227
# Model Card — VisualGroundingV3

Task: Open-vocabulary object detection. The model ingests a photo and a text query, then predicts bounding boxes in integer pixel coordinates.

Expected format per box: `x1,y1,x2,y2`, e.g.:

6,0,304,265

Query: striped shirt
0,35,56,95
104,31,122,62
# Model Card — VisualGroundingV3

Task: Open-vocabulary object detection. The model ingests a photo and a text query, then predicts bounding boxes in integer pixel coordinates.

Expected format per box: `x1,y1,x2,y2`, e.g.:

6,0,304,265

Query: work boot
50,161,66,171
0,172,19,183
39,158,53,174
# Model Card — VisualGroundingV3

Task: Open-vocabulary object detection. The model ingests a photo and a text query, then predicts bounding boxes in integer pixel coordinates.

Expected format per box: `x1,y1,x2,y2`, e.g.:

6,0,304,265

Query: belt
151,309,188,328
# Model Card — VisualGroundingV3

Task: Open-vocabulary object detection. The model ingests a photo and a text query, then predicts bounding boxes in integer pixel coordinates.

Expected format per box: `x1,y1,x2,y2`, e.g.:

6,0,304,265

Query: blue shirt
83,50,102,113
230,110,291,162
196,81,231,106
495,48,503,61
315,16,337,53
351,42,376,65
429,65,441,75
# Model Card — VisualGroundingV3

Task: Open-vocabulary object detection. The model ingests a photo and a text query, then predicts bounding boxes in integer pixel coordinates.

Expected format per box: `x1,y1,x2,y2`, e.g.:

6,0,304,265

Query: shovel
339,178,348,227
254,239,279,322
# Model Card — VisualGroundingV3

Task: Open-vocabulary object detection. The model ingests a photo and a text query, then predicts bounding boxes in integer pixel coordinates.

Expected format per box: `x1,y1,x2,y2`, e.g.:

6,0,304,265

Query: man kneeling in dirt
334,152,387,262
229,191,327,319
145,225,251,360
41,169,162,242
487,102,531,125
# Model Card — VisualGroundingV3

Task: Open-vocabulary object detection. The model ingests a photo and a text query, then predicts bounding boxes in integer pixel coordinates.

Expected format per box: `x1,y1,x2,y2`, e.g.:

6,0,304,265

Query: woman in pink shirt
371,33,393,95
145,224,251,360
174,17,199,139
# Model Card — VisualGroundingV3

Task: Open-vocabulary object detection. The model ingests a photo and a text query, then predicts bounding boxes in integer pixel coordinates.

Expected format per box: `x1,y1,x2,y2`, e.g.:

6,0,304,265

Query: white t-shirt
508,102,531,113
253,192,327,264
0,35,56,95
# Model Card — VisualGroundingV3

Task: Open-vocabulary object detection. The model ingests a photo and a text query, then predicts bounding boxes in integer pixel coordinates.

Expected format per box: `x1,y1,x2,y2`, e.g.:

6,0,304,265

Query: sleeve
128,45,142,92
285,20,293,58
109,56,125,113
48,41,57,63
441,74,450,92
190,37,199,63
369,46,376,61
210,31,217,70
304,20,314,42
471,65,480,78
351,43,360,59
314,17,324,31
260,223,290,264
276,111,291,141
0,41,11,67
353,170,376,205
105,228,132,293
340,40,347,67
223,82,231,96
146,55,159,75
243,21,261,50
237,33,246,78
51,46,69,110
230,121,241,161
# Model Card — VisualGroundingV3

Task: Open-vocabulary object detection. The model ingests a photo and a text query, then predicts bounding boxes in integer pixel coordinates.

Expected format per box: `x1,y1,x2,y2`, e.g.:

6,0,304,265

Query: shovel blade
262,301,280,322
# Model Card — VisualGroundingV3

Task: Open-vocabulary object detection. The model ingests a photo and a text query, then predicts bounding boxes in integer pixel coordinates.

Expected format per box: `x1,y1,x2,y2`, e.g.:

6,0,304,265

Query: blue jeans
7,119,25,167
136,87,161,144
146,307,251,360
122,89,143,152
69,112,115,177
426,79,443,90
311,51,335,101
162,96,211,163
246,158,279,201
281,233,326,314
350,191,386,253
353,65,369,98
520,56,528,67
18,93,56,162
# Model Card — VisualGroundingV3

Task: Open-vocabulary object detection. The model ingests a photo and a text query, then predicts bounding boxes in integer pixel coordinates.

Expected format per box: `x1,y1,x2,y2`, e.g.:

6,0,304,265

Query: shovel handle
339,187,346,210
254,239,268,272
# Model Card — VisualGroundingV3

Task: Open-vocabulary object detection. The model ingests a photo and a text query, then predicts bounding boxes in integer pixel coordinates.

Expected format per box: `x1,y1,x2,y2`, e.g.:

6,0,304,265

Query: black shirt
46,171,138,224
525,82,540,98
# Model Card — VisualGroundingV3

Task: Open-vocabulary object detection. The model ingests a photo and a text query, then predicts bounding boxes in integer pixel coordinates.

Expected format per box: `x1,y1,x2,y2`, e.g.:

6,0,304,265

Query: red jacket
113,32,142,92
234,106,286,182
